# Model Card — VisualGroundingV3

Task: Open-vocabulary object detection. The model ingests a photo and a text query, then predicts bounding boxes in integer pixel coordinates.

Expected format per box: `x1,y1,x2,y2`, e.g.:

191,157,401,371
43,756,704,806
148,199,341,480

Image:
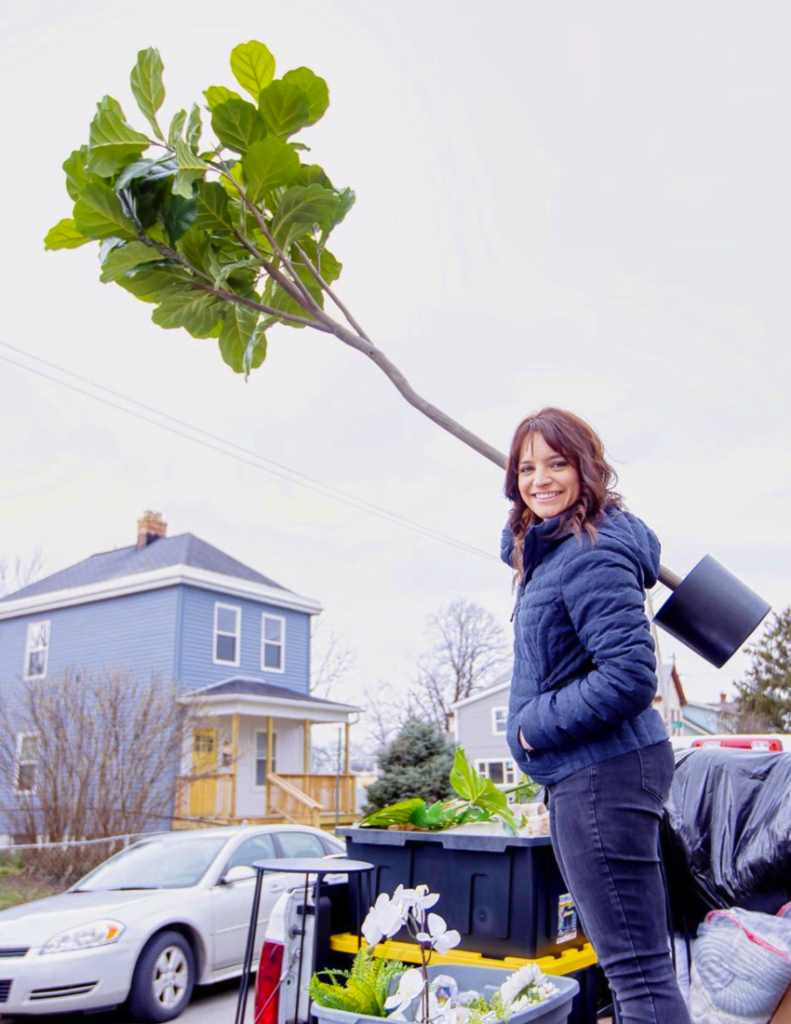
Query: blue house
0,511,359,831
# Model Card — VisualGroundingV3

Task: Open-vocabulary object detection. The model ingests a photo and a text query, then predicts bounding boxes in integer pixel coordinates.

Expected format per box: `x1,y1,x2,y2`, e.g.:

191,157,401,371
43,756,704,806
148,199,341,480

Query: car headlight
41,919,125,955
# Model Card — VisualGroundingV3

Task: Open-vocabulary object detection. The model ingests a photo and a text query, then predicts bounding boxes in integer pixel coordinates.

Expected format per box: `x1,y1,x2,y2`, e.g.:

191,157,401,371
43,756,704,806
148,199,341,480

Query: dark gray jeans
546,740,690,1024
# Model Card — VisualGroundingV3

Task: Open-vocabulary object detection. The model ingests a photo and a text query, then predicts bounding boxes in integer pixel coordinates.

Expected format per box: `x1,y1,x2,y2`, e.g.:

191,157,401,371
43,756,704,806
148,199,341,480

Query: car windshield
73,836,228,891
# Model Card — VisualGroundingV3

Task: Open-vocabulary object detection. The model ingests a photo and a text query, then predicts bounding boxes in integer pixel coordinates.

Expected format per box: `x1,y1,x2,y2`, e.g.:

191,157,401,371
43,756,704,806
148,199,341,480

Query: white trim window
475,758,517,786
261,614,286,673
254,730,278,786
24,621,50,680
213,604,241,666
15,732,39,794
492,707,508,735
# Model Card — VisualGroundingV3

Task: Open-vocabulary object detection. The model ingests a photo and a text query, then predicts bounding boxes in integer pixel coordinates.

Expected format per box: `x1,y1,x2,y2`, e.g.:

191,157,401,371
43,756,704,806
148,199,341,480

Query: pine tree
362,717,456,814
734,607,791,732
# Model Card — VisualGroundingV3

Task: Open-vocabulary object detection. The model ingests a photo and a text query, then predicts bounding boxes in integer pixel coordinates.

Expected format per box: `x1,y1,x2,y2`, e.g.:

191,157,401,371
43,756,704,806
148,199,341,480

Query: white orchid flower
385,967,425,1016
415,912,461,954
362,893,409,947
411,883,440,923
499,963,543,1005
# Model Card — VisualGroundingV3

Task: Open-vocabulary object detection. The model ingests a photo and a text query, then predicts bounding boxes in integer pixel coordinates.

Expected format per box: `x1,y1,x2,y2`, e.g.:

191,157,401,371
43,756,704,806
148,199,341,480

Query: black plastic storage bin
337,826,587,961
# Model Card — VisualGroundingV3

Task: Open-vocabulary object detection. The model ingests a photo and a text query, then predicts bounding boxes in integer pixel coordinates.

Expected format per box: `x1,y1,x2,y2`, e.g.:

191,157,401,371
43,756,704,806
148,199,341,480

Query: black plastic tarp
662,748,791,931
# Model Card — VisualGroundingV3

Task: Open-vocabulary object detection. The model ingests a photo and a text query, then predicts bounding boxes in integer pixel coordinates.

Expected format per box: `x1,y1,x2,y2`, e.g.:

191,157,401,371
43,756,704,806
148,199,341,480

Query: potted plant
337,752,582,961
310,886,578,1024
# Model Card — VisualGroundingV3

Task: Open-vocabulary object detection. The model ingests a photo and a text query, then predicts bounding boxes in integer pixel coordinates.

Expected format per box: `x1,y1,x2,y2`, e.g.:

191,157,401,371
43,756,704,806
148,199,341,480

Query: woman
501,407,690,1024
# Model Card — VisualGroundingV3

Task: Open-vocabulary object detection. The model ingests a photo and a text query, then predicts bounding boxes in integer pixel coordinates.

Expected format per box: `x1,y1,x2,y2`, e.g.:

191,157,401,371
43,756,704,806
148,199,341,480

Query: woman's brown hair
504,407,624,578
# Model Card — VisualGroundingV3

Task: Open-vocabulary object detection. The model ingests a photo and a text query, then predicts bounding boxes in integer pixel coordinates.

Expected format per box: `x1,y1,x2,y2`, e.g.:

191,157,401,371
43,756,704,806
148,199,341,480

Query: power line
0,343,500,564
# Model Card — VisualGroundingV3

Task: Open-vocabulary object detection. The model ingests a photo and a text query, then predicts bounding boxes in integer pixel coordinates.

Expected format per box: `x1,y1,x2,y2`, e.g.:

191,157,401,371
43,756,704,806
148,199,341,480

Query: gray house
448,673,519,786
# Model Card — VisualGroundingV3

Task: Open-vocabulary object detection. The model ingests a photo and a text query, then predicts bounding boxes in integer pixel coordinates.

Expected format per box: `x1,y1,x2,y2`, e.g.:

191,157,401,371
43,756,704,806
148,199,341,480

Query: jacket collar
521,515,575,584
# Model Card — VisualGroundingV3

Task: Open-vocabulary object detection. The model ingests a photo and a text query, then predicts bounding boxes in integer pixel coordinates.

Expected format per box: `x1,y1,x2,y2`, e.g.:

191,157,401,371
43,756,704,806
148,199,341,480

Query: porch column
266,715,274,812
303,719,311,775
344,720,351,775
230,713,240,821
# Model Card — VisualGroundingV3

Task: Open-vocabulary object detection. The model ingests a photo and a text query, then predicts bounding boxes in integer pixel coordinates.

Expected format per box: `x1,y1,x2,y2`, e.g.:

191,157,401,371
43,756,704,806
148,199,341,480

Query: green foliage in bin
359,748,538,836
310,945,405,1017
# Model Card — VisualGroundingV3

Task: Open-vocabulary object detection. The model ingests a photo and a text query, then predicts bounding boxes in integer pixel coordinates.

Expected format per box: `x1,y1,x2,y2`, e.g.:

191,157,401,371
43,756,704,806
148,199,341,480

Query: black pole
235,869,264,1024
306,870,327,1024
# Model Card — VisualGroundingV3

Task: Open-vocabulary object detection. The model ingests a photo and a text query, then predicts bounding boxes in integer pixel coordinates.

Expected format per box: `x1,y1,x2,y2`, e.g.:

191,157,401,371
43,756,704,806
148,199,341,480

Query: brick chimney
137,510,167,549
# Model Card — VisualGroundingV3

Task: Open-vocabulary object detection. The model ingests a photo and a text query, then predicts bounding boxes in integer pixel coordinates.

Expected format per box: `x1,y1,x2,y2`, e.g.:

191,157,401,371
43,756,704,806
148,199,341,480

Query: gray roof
1,533,289,603
186,678,353,707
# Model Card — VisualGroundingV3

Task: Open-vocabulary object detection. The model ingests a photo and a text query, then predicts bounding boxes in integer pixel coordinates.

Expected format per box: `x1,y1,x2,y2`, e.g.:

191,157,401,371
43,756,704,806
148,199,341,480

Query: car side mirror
221,864,257,884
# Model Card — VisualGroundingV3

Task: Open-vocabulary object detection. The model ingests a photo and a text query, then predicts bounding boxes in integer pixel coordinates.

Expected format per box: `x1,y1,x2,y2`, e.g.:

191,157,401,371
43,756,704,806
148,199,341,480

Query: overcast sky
2,1,789,747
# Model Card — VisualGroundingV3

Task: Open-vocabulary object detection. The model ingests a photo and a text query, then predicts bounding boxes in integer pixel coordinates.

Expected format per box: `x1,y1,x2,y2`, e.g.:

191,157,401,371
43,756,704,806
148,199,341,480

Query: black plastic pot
654,555,771,669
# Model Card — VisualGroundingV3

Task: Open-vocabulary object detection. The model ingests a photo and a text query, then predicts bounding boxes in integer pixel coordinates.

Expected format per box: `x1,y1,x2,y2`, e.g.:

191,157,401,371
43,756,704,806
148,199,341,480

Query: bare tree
310,620,356,699
0,668,200,881
0,549,45,598
362,687,411,750
410,598,510,730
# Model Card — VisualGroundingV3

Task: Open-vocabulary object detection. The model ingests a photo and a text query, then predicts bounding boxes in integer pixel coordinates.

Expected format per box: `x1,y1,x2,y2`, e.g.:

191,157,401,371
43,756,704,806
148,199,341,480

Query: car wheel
128,930,195,1022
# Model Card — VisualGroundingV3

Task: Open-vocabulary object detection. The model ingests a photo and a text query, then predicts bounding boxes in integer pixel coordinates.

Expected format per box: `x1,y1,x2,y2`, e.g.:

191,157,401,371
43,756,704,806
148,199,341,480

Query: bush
363,718,456,814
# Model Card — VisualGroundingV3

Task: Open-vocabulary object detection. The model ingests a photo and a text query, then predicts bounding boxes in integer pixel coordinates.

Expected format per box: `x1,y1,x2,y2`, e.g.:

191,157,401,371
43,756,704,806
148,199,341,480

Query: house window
254,730,277,786
15,733,39,794
476,759,517,786
24,621,50,680
261,614,286,673
492,707,508,735
214,604,241,666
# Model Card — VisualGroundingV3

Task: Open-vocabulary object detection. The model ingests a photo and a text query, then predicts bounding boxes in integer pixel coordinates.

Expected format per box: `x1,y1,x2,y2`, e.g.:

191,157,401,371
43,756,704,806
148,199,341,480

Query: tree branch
190,281,330,330
294,242,371,341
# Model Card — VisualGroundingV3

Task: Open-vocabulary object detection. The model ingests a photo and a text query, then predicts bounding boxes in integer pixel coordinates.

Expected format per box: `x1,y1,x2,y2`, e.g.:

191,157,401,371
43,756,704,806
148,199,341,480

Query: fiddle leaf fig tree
45,41,506,468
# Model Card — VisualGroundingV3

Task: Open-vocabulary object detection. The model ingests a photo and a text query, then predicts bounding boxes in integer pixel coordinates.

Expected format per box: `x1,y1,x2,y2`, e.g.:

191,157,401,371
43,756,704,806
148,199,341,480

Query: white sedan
0,825,344,1022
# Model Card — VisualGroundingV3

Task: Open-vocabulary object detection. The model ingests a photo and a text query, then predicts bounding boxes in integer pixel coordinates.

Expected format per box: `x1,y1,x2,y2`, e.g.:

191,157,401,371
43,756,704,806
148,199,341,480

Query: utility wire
0,343,499,564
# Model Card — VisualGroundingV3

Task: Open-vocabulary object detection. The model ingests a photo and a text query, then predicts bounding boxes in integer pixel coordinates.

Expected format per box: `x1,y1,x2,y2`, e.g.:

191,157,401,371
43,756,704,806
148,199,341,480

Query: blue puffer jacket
502,505,668,785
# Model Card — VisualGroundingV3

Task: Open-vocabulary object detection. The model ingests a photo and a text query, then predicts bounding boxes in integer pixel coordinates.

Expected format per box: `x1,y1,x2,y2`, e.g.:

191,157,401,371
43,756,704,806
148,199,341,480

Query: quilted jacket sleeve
519,544,658,750
501,522,515,568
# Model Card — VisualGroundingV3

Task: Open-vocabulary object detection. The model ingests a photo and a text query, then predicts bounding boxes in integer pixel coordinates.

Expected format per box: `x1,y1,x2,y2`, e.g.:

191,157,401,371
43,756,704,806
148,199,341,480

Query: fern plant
310,945,405,1017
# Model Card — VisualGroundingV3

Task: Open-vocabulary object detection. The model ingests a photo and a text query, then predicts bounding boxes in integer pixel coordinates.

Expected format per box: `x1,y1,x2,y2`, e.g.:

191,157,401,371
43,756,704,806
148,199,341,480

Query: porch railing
267,772,323,828
278,773,357,816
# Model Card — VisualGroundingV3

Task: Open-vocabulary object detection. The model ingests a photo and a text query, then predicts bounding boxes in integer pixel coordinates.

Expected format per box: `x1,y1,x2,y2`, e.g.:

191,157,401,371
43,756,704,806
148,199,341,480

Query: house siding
455,686,513,765
0,588,180,692
177,585,311,693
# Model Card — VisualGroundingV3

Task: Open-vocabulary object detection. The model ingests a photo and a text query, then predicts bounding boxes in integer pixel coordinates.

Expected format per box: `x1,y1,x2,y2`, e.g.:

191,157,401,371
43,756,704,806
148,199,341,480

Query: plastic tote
311,964,580,1024
337,827,586,960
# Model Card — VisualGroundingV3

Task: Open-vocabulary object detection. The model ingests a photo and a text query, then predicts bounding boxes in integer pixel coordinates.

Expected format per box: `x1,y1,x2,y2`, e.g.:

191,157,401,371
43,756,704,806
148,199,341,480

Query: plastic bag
690,908,791,1024
662,749,791,929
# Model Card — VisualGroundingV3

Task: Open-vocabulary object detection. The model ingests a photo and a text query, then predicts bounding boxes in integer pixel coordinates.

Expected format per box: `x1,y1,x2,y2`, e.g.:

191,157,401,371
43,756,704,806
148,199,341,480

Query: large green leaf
99,240,161,282
203,85,241,110
162,193,196,243
116,265,191,302
63,147,91,200
73,183,138,240
219,304,265,373
211,99,267,154
230,41,276,99
194,181,234,231
271,184,338,250
186,104,202,151
291,163,333,189
44,218,91,250
449,747,487,803
258,80,311,138
152,289,222,337
168,109,187,148
88,97,149,177
320,186,356,245
172,137,209,198
177,226,220,278
282,67,329,126
357,799,426,829
114,156,176,190
242,136,299,203
130,48,165,141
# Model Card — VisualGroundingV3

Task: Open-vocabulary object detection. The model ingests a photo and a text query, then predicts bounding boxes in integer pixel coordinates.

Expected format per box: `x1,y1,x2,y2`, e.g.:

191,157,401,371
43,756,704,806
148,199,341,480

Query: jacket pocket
637,741,674,802
506,712,530,765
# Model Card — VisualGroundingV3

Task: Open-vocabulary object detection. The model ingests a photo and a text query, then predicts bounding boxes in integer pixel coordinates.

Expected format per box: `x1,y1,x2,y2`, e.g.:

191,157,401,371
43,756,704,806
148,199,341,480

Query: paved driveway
1,978,245,1024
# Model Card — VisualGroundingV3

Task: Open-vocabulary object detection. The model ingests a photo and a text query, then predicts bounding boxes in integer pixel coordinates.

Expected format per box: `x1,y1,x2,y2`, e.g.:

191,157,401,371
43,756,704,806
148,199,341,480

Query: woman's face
518,432,581,518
